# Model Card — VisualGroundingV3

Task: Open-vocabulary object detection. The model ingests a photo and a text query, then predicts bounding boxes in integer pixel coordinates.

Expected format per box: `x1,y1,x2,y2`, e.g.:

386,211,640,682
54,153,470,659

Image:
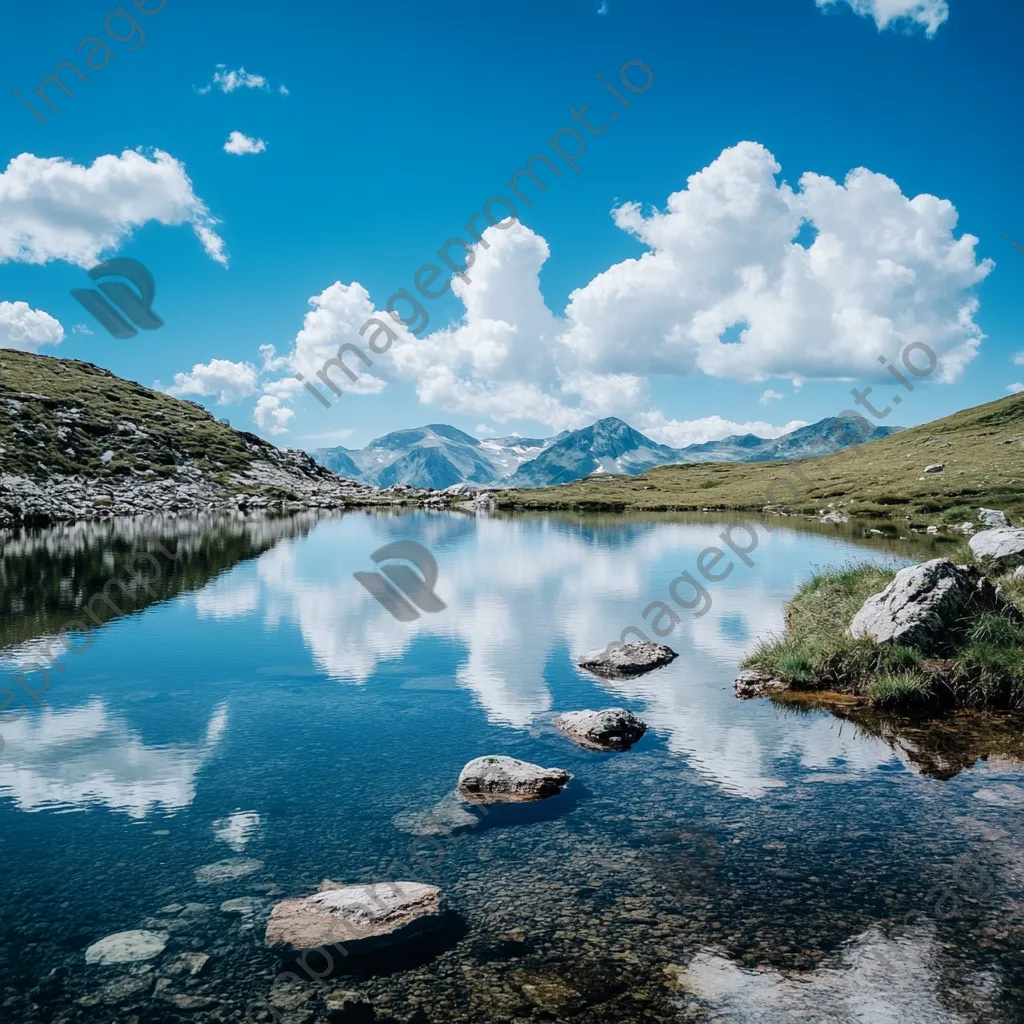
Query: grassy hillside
0,348,283,482
498,392,1024,527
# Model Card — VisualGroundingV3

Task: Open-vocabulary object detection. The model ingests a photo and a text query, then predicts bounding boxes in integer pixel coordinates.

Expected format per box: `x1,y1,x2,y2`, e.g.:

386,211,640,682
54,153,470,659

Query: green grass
745,562,1024,711
868,671,934,707
496,391,1024,526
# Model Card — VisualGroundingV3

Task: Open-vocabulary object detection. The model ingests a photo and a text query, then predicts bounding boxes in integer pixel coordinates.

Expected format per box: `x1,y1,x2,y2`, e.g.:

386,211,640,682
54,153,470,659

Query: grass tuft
869,671,933,707
744,561,1024,710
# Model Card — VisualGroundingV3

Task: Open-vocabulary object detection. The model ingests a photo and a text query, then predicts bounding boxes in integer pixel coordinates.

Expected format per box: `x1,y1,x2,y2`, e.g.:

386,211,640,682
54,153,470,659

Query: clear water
2,510,1023,1023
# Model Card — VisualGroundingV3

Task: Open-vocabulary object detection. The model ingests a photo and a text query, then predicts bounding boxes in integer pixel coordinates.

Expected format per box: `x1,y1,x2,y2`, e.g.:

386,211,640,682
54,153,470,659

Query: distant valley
312,416,900,490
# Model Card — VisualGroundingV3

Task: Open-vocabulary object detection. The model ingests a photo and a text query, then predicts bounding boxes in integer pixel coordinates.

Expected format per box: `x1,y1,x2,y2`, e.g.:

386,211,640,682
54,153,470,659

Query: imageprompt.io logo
71,258,164,339
354,541,447,622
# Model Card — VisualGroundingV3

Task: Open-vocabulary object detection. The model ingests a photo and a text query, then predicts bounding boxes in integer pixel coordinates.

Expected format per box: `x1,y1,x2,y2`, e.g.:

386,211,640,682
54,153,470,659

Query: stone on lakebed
265,882,442,953
84,929,168,966
577,640,677,679
555,708,647,750
457,755,571,803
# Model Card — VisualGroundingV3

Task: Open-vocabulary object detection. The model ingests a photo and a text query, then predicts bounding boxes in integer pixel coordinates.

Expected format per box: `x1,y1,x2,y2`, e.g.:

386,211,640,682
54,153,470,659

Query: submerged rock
392,791,480,836
194,858,264,884
555,708,647,750
979,508,1010,528
733,668,790,699
84,929,168,966
849,558,1008,654
265,882,442,952
969,527,1024,569
163,951,210,977
457,755,571,803
577,640,677,679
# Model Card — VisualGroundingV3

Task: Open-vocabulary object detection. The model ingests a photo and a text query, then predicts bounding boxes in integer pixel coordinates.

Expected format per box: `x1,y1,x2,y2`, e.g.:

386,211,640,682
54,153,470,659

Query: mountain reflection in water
0,510,1022,1023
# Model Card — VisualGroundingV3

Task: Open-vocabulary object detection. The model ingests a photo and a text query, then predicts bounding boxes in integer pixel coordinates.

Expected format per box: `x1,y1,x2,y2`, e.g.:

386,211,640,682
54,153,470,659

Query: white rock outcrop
849,558,1008,654
968,528,1024,569
456,755,571,803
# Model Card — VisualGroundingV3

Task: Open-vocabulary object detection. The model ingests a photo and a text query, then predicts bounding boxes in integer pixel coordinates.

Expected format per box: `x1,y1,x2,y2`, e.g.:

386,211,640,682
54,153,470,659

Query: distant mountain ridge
312,415,900,490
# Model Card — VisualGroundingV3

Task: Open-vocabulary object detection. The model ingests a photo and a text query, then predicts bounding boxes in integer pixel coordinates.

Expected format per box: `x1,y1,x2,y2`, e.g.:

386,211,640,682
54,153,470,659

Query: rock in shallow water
577,640,677,679
733,668,790,699
849,558,1011,655
457,755,571,803
555,708,647,750
84,929,168,965
969,527,1024,569
265,882,442,952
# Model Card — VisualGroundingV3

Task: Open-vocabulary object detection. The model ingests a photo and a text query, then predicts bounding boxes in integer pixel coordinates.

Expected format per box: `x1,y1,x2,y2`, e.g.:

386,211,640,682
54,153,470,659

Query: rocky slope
0,350,402,527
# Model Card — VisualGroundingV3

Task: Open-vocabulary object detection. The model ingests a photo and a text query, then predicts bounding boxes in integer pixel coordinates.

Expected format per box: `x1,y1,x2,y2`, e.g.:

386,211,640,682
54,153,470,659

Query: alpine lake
2,509,1023,1024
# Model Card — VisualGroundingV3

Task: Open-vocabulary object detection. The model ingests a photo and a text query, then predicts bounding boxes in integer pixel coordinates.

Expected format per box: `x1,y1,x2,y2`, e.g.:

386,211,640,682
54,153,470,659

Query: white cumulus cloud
0,301,64,352
164,359,258,404
815,0,950,36
254,395,295,435
1014,352,1024,366
639,414,808,448
759,389,784,405
258,141,989,436
223,131,267,156
197,65,287,95
1008,383,1024,395
0,149,227,267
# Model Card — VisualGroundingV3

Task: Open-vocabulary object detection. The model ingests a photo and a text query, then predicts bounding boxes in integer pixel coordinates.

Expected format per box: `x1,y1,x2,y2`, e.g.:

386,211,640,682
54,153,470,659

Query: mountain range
312,416,900,490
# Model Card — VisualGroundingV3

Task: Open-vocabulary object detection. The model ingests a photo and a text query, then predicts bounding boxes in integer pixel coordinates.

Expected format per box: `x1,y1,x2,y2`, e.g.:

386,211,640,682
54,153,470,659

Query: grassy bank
496,392,1024,527
744,557,1024,710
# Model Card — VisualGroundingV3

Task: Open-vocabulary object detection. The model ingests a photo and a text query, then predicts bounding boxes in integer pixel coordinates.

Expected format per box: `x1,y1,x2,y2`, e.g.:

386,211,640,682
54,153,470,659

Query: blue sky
1,0,1022,451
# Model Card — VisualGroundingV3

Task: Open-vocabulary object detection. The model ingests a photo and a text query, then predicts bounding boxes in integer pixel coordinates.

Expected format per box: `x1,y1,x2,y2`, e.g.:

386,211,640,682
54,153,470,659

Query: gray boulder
979,508,1010,528
969,527,1024,569
1012,566,1024,582
923,463,944,474
265,882,442,953
555,708,647,750
578,640,677,679
849,558,1008,654
456,755,571,803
